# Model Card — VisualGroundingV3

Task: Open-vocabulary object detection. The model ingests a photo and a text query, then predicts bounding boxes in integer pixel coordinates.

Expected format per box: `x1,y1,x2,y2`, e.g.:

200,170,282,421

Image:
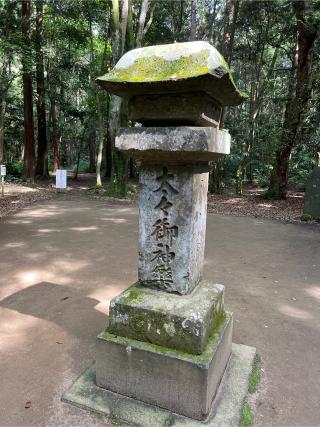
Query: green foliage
248,354,261,394
0,0,319,192
107,150,128,198
106,177,128,198
7,160,23,176
301,213,313,221
240,402,253,427
72,157,91,173
209,178,226,194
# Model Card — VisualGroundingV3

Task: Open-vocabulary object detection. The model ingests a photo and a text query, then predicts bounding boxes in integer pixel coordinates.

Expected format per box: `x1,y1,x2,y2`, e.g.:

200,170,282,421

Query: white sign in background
56,169,67,189
0,164,6,176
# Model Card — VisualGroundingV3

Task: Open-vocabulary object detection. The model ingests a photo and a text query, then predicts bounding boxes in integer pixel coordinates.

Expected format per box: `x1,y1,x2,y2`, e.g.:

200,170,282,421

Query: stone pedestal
96,314,233,421
108,281,225,354
95,125,233,419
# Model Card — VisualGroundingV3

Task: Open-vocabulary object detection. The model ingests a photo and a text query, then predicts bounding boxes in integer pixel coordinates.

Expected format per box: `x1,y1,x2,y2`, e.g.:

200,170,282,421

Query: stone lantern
63,41,256,425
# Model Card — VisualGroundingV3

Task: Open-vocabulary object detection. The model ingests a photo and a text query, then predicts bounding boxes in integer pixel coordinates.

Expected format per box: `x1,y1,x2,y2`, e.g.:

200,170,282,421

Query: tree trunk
0,94,6,164
136,0,149,47
88,126,96,173
268,146,291,199
189,0,197,41
35,0,48,178
0,2,15,164
268,1,317,199
107,0,152,196
107,0,126,196
0,57,10,164
111,0,120,64
50,98,59,174
105,130,113,178
107,94,127,195
120,0,128,55
210,0,239,194
219,0,240,129
74,135,84,181
95,89,104,187
21,0,35,180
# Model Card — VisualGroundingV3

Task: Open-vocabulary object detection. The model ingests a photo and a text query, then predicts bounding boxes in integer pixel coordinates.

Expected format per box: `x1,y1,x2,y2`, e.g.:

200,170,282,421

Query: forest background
0,0,319,200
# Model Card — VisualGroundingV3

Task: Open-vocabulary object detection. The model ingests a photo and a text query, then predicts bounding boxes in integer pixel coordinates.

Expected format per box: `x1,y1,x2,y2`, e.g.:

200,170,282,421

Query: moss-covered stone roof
97,41,246,107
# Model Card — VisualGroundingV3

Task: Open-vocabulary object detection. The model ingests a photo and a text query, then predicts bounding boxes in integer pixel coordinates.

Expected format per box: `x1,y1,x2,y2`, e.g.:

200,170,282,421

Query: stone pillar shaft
138,164,209,295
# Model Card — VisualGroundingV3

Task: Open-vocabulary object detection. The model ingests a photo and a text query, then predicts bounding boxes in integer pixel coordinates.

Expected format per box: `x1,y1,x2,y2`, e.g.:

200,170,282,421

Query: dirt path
0,195,319,426
1,174,312,226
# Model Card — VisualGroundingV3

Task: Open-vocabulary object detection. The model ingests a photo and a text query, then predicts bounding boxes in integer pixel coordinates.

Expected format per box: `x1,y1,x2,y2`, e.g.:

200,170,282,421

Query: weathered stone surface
96,313,233,421
96,41,246,106
129,92,221,127
138,163,208,295
63,343,256,427
108,281,225,355
116,126,230,162
304,167,320,219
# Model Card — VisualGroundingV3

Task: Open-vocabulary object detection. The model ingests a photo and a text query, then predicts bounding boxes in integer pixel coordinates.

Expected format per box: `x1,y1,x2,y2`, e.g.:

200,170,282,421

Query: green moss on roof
97,41,247,106
104,50,225,83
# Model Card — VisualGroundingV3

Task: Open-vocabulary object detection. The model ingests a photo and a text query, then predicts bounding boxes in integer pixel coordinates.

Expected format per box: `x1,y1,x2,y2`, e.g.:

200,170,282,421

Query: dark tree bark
35,0,48,178
21,0,35,180
107,0,127,196
189,0,197,41
0,61,7,163
88,126,96,173
50,97,59,174
219,0,240,129
268,1,318,199
105,128,113,178
210,0,240,194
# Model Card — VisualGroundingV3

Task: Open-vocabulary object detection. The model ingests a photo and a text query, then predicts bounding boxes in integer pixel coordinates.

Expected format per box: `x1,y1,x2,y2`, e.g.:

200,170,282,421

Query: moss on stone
100,312,229,365
123,285,143,304
104,50,223,83
240,401,253,427
109,281,227,355
112,304,226,355
248,353,261,394
97,42,247,106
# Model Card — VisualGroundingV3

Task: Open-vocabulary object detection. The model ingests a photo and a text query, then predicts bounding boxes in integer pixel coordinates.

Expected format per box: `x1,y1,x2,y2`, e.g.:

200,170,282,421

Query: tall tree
21,0,35,179
0,1,18,163
35,0,48,178
189,0,197,41
211,0,240,194
268,0,318,198
107,0,155,196
107,0,129,196
136,0,150,48
50,96,59,174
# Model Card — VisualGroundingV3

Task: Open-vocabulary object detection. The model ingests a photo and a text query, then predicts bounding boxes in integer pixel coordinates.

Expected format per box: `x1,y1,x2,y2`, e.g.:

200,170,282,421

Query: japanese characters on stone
150,167,179,291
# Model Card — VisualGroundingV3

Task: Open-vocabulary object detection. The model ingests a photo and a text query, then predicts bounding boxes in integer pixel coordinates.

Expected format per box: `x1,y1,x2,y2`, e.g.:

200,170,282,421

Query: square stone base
96,314,233,420
109,281,225,354
62,342,256,426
